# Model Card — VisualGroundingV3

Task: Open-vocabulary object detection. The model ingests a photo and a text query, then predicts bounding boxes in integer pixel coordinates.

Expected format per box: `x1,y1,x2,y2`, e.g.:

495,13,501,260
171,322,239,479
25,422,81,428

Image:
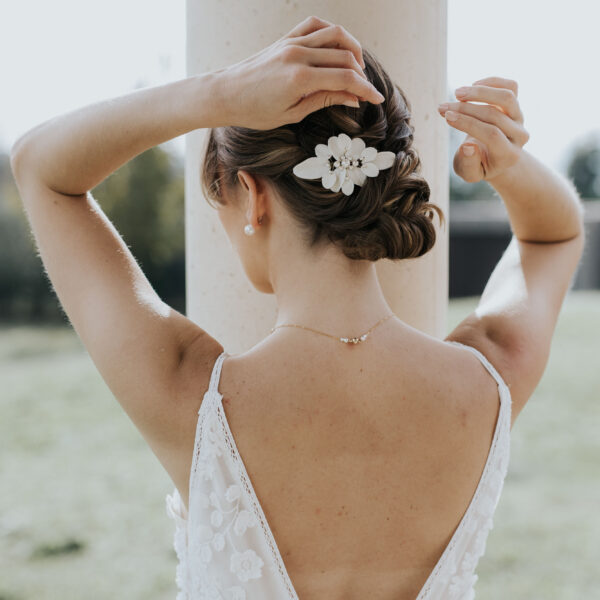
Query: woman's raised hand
212,15,385,130
438,77,530,183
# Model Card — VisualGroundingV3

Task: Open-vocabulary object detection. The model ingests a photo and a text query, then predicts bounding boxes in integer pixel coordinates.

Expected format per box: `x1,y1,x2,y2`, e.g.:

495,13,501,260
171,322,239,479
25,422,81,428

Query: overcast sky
1,0,598,173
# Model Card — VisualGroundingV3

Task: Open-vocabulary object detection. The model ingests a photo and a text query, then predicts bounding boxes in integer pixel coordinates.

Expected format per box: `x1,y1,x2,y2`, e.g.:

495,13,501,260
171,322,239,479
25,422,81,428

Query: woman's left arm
10,72,225,196
8,75,224,481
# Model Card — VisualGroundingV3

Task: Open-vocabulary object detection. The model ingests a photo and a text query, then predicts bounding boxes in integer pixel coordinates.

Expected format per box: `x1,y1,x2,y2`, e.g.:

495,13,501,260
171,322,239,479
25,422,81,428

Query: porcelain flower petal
341,178,355,195
292,156,329,180
360,146,378,162
328,133,352,159
315,143,332,159
331,170,344,193
349,167,367,186
322,171,337,189
373,151,397,170
349,136,366,159
361,162,379,177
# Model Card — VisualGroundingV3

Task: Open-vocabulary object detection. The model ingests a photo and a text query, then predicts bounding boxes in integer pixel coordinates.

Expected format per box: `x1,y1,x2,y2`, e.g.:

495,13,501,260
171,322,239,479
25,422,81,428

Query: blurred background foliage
0,145,186,322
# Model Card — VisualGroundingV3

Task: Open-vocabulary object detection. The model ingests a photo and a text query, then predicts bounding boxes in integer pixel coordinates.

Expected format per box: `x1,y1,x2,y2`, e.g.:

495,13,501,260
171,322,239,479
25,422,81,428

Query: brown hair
200,47,445,262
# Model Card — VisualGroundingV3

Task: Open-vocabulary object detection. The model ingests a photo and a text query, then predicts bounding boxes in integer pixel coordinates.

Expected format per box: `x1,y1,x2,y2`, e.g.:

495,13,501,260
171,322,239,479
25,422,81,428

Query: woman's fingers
298,22,366,68
282,18,375,103
442,107,510,147
454,141,487,182
455,84,524,123
438,101,528,145
472,76,519,98
294,46,368,81
443,109,520,172
299,66,384,104
283,15,333,39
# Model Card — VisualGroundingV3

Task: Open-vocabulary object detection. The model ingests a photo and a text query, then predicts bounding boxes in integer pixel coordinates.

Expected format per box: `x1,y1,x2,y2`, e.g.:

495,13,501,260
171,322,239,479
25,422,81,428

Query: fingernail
438,103,449,111
463,145,475,156
445,110,458,121
455,87,469,97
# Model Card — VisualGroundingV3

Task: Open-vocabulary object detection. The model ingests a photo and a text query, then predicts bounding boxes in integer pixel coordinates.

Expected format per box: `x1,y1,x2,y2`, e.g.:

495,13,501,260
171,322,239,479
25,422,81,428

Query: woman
10,15,585,600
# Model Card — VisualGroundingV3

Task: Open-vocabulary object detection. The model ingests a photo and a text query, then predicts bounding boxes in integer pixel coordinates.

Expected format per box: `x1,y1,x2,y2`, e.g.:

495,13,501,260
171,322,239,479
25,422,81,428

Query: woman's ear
237,170,250,191
237,170,269,228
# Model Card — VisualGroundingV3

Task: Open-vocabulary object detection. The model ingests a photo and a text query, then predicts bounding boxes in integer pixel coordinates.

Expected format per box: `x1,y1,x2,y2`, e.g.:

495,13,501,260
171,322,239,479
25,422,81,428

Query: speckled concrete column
186,1,448,354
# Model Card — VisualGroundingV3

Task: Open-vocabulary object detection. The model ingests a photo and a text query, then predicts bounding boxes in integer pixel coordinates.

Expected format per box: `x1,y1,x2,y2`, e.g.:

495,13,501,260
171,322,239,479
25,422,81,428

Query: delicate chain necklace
269,313,395,345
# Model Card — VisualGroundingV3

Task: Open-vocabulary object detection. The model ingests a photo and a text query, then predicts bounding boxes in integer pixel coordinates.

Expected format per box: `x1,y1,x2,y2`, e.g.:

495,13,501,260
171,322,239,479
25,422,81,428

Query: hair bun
339,160,438,261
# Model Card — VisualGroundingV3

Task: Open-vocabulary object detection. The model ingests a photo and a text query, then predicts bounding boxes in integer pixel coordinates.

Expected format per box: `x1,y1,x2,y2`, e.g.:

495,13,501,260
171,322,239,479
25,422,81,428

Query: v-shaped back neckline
196,344,511,600
206,351,298,598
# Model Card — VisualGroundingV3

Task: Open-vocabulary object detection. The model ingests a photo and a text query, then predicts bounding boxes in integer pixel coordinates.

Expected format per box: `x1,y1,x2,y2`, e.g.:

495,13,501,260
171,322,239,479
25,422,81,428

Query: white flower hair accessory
292,133,396,196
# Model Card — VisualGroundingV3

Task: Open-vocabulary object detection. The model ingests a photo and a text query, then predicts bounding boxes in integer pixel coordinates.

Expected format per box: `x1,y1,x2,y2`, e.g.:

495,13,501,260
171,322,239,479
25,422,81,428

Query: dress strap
446,340,510,398
187,350,228,515
206,350,229,401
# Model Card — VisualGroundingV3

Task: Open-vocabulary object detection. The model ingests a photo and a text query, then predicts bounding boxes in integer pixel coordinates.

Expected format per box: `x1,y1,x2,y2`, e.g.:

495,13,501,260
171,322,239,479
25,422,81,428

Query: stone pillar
186,1,448,354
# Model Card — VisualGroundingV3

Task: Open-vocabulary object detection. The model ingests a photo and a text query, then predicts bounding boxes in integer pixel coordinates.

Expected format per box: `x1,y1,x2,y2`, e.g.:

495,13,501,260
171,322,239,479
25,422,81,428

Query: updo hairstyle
200,47,445,262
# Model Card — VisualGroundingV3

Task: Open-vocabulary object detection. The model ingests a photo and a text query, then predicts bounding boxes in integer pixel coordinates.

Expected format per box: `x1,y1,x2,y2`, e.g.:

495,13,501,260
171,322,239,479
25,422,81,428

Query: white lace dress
166,341,512,599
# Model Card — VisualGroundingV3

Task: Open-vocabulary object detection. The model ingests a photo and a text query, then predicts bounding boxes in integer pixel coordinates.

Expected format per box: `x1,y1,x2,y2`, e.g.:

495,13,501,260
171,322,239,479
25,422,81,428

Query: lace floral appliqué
166,398,271,600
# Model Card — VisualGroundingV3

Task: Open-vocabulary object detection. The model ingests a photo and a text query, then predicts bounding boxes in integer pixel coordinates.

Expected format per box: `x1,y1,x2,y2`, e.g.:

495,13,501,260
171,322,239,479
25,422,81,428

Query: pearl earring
244,216,263,236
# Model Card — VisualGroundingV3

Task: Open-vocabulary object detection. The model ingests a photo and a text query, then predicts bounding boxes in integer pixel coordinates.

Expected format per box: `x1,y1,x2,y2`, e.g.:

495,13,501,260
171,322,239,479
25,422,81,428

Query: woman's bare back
172,320,508,599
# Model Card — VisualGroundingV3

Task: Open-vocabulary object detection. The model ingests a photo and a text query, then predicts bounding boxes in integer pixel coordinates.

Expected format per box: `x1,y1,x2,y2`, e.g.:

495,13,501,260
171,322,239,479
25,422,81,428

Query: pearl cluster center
331,151,363,181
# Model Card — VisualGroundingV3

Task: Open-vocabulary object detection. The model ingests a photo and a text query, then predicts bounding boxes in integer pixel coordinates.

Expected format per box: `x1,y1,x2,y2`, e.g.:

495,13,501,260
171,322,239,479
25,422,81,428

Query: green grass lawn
1,289,599,599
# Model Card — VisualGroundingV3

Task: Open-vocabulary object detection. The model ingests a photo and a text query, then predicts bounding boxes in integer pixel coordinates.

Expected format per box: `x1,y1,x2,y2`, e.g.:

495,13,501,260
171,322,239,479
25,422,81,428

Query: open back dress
165,340,512,599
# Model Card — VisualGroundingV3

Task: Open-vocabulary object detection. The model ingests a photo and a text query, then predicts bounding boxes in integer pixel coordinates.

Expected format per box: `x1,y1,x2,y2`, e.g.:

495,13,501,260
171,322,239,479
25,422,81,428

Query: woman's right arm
486,148,584,243
442,77,585,427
